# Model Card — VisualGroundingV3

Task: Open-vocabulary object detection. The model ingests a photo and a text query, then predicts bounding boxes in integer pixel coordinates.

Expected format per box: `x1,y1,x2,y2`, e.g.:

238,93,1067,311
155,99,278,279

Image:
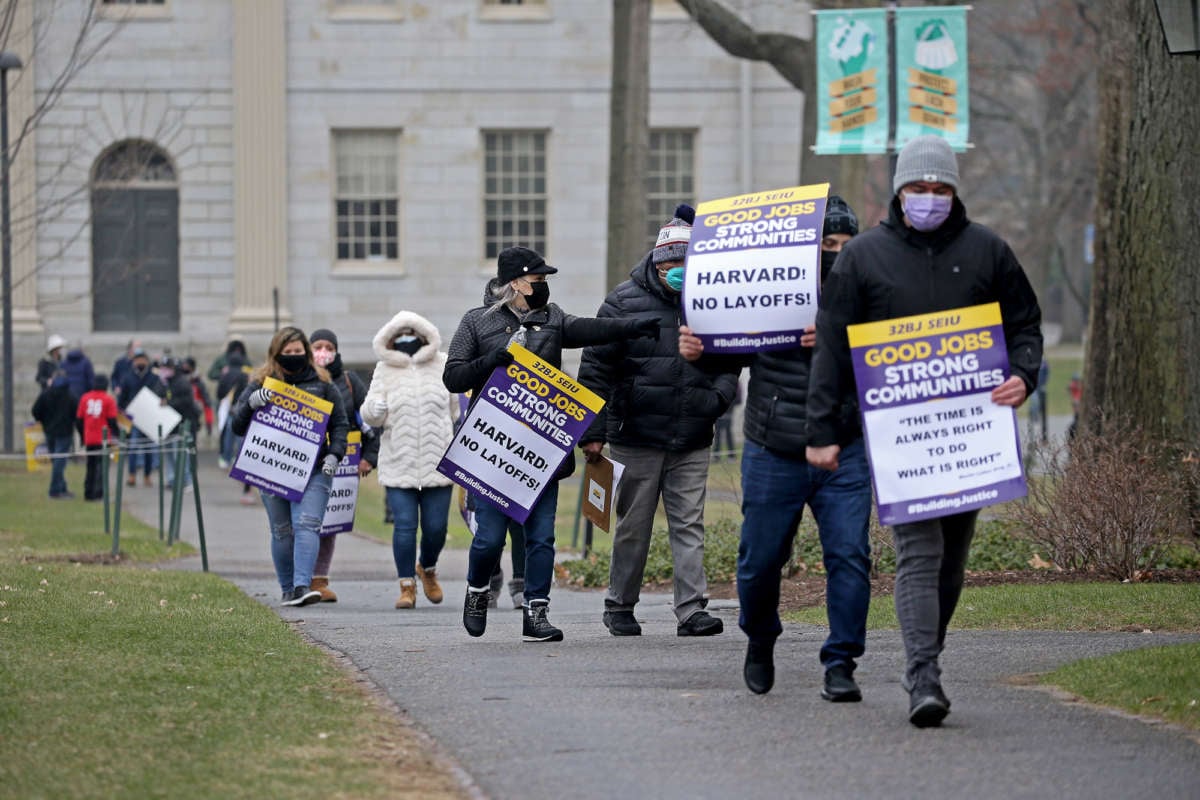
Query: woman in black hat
444,245,658,643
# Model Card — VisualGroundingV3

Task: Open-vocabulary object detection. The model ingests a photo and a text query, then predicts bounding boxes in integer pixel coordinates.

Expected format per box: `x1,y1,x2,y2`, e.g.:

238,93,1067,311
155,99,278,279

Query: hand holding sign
249,388,274,410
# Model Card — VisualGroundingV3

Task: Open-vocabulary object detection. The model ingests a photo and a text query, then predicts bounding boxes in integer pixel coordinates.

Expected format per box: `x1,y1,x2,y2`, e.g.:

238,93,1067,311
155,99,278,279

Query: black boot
744,639,775,694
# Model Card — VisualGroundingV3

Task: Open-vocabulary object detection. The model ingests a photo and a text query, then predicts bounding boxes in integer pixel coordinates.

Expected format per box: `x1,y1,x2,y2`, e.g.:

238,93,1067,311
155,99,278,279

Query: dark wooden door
92,188,179,331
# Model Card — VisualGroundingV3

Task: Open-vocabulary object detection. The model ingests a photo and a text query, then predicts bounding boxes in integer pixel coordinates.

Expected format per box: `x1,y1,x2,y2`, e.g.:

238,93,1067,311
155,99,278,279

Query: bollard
111,432,127,558
189,432,209,571
157,424,165,540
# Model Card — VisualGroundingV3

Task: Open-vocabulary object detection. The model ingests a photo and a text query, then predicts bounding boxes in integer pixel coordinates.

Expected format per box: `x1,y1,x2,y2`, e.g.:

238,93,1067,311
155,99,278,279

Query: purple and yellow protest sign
683,184,828,353
437,343,604,523
849,302,1025,524
321,431,362,536
229,376,332,502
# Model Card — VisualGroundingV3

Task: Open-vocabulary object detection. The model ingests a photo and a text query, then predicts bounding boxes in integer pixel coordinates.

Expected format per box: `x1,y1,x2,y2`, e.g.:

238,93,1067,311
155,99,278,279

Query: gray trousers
892,510,978,683
605,444,710,623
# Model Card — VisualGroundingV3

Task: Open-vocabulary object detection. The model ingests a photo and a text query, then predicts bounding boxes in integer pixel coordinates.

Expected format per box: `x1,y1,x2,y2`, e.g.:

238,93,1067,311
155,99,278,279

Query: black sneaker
280,587,295,604
821,663,863,702
463,588,489,637
744,639,775,695
602,610,642,636
523,599,563,642
677,610,724,636
283,586,321,607
908,675,951,728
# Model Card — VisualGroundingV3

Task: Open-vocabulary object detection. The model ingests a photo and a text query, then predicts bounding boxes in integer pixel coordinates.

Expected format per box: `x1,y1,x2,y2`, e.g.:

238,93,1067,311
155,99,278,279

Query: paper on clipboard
582,455,624,533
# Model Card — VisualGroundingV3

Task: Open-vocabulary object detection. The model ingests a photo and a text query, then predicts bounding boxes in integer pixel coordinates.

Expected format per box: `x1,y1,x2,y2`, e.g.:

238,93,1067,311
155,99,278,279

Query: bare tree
606,0,651,291
1083,0,1200,452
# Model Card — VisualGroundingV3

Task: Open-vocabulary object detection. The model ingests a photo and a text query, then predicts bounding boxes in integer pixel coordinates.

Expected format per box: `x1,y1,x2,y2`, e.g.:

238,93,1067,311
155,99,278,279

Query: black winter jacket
231,366,350,464
116,368,166,411
444,279,652,480
807,196,1043,447
32,383,78,439
326,355,381,468
578,253,739,451
165,372,201,434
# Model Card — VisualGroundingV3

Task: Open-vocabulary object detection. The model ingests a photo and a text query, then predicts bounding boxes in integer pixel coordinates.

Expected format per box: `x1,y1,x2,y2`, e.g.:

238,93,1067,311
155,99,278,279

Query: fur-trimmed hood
371,310,443,366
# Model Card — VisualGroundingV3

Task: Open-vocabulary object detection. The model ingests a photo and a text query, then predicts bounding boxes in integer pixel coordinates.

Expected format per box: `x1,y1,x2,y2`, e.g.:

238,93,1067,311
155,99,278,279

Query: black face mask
393,336,423,356
526,281,550,310
134,364,148,376
820,249,840,285
275,353,308,373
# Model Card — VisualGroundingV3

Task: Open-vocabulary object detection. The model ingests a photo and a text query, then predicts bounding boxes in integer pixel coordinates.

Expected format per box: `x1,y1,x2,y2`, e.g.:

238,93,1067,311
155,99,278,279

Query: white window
484,131,548,260
645,129,696,246
333,130,401,264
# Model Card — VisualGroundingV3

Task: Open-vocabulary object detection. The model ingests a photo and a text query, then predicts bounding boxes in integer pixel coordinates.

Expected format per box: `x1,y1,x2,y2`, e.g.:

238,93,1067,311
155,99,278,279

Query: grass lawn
0,464,465,799
1045,643,1200,731
1023,346,1083,422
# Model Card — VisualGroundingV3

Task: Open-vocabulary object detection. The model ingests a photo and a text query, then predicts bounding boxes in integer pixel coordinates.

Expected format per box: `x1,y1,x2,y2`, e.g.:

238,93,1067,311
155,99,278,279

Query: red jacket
76,390,119,447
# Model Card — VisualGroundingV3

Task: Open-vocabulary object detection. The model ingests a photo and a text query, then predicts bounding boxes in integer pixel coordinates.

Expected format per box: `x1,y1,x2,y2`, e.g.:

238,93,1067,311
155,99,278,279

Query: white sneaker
217,457,229,469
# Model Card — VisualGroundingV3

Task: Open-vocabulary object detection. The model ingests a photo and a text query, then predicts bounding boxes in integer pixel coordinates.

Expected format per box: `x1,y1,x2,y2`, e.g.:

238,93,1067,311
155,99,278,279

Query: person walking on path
115,348,166,488
362,312,454,610
111,339,141,401
76,374,120,501
679,195,873,699
32,373,78,499
579,204,739,638
806,136,1042,727
443,245,660,642
36,334,67,391
60,344,96,412
163,357,202,490
308,328,379,603
231,327,351,607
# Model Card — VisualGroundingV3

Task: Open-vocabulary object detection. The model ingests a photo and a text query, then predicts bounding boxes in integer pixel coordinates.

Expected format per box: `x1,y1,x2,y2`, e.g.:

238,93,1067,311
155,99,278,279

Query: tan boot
416,563,444,604
395,579,417,609
311,576,337,603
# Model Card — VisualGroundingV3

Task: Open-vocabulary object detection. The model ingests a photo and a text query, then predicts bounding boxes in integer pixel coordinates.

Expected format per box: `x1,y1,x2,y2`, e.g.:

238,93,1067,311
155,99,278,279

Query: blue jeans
467,483,559,602
737,438,872,670
260,470,333,593
127,428,159,476
220,421,236,463
387,485,452,579
47,434,73,496
164,436,192,488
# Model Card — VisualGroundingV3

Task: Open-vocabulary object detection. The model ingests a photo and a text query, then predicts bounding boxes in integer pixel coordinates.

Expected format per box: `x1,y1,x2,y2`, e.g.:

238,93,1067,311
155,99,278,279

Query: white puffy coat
362,310,458,489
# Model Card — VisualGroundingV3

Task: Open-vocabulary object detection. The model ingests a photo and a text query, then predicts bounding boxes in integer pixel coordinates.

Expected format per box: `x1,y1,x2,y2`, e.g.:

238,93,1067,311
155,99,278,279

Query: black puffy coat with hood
806,195,1043,448
577,252,739,451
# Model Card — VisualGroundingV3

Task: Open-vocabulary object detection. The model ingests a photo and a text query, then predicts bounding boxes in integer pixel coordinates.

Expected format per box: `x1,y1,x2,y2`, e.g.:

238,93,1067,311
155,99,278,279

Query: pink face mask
312,349,336,367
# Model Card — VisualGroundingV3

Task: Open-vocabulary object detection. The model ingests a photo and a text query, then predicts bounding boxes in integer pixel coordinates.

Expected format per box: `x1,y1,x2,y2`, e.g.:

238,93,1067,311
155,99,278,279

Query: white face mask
312,349,336,367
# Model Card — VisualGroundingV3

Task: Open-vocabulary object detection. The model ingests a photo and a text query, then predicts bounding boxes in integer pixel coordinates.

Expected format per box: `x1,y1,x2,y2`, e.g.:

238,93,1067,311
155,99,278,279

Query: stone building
4,0,805,421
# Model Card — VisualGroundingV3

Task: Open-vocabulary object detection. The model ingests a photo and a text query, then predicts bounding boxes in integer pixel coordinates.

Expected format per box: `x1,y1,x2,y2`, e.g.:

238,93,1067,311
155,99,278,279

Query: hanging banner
437,344,604,523
815,8,890,154
849,303,1025,525
681,184,827,354
895,5,970,151
321,431,362,536
229,377,332,502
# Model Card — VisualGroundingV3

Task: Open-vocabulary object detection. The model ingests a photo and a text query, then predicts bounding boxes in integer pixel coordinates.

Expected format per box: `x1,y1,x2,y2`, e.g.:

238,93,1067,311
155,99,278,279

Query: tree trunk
606,0,651,292
1084,0,1200,447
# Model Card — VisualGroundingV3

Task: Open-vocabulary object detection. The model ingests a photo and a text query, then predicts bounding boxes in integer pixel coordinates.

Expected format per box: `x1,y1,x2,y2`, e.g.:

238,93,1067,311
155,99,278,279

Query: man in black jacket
679,196,872,700
806,135,1042,728
579,205,740,638
32,373,78,499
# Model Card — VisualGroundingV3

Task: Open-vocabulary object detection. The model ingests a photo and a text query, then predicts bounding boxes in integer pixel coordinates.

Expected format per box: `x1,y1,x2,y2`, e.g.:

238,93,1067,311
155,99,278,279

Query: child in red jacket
77,374,120,501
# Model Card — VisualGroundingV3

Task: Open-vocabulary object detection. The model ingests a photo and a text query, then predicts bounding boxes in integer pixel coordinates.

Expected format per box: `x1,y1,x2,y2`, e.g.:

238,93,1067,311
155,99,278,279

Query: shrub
557,518,741,588
1005,421,1190,580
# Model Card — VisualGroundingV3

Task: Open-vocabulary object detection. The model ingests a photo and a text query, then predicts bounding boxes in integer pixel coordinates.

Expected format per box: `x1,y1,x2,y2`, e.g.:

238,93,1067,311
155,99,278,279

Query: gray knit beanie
892,134,959,193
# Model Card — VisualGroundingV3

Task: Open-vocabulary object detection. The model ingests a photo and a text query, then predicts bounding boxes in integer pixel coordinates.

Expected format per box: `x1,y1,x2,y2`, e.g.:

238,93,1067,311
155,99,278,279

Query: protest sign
437,343,604,523
682,184,829,354
23,421,47,472
849,302,1025,524
229,377,332,501
124,386,182,441
321,431,361,535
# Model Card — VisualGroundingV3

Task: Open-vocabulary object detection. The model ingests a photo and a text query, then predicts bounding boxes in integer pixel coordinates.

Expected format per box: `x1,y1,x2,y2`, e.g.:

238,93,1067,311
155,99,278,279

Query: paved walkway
125,453,1200,800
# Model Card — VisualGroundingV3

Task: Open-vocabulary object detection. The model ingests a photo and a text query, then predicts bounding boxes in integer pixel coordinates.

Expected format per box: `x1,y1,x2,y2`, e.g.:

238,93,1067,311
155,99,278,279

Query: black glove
488,349,515,370
633,318,661,340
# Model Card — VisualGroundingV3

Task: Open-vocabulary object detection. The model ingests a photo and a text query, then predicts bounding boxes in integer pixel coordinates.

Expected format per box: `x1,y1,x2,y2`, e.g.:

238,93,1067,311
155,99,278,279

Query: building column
8,0,40,333
228,0,290,336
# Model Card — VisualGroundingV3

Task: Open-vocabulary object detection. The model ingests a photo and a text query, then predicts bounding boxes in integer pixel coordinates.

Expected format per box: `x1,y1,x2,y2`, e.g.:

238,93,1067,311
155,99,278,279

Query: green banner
815,9,889,155
894,6,969,151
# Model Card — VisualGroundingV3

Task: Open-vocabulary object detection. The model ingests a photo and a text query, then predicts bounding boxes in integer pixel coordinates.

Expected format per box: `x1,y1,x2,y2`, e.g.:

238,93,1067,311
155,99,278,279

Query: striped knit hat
652,204,696,265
